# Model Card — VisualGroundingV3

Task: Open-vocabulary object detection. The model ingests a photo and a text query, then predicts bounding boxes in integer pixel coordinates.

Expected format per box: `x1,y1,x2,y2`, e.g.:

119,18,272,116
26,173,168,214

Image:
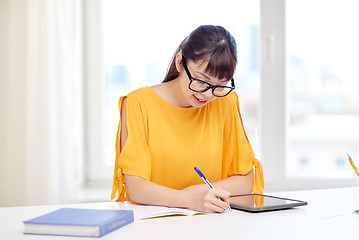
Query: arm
120,99,229,213
213,169,254,195
182,169,254,196
124,174,230,213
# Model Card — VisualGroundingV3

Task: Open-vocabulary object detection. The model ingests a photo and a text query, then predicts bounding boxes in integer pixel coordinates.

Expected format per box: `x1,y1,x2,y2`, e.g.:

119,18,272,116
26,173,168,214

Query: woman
111,25,264,213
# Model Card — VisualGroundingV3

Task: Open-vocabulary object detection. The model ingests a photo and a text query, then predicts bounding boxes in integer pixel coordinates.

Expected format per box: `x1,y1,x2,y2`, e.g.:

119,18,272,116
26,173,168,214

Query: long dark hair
163,25,237,83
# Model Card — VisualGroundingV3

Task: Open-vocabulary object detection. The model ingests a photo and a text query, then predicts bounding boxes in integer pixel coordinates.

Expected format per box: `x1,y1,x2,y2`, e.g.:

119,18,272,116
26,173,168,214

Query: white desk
1,188,357,239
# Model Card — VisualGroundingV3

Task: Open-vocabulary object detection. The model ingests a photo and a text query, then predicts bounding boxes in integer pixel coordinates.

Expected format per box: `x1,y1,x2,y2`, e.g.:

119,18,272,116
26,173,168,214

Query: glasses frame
181,56,235,97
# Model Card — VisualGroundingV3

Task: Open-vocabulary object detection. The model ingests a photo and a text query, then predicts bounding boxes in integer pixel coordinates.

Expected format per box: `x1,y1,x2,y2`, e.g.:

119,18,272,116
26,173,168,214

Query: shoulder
211,91,239,111
122,87,155,106
127,87,152,100
223,91,239,104
118,87,153,111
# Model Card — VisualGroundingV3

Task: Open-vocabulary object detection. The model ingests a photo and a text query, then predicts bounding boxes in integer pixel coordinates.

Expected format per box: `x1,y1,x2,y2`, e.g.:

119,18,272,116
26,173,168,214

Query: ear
174,52,183,73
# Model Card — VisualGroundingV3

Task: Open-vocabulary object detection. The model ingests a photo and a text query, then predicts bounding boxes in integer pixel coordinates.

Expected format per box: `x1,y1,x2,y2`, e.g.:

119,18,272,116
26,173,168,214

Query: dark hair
163,25,237,83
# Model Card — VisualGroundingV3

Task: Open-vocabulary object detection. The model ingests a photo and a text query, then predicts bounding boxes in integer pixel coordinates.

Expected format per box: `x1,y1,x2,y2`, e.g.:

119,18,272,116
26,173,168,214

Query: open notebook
131,205,204,220
107,202,204,220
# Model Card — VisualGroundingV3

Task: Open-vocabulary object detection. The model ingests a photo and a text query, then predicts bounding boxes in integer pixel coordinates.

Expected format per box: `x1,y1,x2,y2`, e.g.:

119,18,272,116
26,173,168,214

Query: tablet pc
229,193,307,212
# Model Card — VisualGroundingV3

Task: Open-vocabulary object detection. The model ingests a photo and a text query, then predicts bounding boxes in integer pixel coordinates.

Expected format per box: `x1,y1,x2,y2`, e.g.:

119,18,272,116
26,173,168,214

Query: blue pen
194,167,231,210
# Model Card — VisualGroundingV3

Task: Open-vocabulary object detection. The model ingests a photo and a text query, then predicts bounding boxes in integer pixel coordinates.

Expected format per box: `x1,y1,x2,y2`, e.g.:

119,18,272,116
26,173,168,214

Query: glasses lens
213,86,233,97
189,80,210,92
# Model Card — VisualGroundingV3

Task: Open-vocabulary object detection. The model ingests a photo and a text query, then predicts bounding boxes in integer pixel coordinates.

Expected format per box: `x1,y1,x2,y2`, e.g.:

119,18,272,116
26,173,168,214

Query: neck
163,78,192,108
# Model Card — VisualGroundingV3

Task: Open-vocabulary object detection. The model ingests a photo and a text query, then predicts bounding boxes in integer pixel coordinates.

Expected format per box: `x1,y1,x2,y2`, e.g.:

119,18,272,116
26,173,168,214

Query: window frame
83,0,112,186
260,0,352,191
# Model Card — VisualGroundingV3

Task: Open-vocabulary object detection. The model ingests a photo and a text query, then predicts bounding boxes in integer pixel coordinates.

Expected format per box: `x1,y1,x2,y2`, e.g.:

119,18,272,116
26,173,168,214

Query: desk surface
1,188,357,239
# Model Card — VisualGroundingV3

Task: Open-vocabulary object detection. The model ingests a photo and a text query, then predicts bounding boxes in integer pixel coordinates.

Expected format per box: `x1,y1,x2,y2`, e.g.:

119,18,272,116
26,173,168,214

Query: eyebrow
195,71,230,83
196,71,211,80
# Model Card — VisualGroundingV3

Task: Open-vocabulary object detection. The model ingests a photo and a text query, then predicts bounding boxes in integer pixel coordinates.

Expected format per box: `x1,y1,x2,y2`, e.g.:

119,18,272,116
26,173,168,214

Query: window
85,0,261,185
287,0,359,179
84,0,356,191
260,0,356,190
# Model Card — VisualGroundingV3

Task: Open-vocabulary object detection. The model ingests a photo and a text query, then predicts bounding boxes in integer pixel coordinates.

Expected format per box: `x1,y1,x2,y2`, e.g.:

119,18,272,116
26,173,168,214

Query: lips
193,95,208,105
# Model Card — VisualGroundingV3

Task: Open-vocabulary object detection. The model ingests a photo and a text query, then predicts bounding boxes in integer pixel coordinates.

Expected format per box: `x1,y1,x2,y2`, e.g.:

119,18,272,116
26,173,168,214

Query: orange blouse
111,87,264,201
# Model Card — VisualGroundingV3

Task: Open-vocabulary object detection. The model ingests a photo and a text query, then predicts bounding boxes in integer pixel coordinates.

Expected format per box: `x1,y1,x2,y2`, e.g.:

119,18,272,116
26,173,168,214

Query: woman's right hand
182,185,230,213
124,174,230,213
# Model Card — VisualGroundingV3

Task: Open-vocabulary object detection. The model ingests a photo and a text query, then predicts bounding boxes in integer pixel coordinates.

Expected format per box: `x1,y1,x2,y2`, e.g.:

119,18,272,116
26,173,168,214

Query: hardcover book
23,208,134,237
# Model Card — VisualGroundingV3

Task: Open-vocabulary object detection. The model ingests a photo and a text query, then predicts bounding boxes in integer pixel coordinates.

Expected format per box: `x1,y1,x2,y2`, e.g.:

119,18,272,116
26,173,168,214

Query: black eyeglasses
182,57,235,97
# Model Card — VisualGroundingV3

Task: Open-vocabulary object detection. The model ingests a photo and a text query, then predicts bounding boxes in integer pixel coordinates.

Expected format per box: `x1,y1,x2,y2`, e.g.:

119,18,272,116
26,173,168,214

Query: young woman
111,25,264,213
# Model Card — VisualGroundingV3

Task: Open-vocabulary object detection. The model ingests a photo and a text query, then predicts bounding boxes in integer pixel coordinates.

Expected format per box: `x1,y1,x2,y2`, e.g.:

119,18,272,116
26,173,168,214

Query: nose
202,88,214,99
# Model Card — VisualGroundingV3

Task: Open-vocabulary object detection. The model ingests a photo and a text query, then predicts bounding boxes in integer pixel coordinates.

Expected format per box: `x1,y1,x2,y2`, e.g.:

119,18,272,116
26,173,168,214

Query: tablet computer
229,193,307,212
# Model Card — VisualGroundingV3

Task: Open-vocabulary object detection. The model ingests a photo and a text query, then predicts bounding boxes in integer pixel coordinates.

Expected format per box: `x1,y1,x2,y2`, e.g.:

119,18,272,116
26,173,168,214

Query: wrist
178,189,194,210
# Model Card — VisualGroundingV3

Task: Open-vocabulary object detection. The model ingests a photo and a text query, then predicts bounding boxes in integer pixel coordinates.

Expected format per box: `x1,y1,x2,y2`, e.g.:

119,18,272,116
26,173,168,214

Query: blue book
23,208,134,237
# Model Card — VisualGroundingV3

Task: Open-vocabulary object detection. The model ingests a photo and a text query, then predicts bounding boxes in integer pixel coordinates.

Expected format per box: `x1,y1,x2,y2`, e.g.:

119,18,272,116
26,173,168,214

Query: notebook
133,205,203,220
23,208,134,237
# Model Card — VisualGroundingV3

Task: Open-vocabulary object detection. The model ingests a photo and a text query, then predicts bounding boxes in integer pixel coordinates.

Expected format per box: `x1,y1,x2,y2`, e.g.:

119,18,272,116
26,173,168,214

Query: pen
194,167,231,211
348,154,359,177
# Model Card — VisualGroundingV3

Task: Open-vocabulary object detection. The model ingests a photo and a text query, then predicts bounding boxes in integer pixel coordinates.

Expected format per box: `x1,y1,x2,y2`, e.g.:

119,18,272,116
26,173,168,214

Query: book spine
98,211,134,237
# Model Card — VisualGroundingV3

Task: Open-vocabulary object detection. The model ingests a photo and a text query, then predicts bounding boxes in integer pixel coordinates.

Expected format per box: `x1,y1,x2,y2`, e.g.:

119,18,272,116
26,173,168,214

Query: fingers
215,188,231,205
203,201,226,213
202,189,230,213
185,186,231,213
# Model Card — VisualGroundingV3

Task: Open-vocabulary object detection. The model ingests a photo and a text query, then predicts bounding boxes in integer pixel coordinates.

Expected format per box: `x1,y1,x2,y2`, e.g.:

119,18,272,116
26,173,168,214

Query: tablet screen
229,194,307,212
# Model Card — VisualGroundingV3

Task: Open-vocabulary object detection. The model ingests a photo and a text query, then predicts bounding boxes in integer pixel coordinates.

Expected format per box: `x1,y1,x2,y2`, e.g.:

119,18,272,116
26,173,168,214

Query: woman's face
176,54,230,108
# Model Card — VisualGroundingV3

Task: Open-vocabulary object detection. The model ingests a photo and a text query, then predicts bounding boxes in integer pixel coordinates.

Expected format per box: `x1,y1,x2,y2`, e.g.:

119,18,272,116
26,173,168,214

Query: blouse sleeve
111,93,151,201
225,92,264,194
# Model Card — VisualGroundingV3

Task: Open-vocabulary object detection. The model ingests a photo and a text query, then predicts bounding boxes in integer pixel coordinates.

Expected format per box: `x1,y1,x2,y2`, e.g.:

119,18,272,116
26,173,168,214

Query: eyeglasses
182,57,235,97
